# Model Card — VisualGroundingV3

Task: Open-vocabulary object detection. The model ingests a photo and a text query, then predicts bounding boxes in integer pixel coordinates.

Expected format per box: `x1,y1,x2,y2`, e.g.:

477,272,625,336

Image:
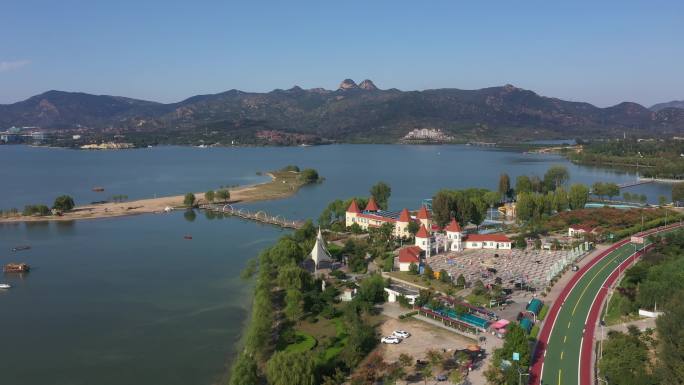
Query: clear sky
1,0,682,107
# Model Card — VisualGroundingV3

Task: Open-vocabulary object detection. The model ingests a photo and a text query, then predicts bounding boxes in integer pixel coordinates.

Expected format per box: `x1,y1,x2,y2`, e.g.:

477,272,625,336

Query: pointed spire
417,205,431,220
365,196,379,211
346,199,360,213
445,218,462,233
398,208,410,222
416,224,430,238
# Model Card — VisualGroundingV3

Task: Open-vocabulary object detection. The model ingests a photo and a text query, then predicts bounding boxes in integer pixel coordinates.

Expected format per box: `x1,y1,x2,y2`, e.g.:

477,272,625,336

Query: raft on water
4,263,30,273
11,245,31,252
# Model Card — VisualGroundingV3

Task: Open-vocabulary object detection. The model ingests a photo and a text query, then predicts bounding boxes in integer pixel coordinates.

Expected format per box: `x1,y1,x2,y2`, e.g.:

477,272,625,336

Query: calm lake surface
0,144,673,385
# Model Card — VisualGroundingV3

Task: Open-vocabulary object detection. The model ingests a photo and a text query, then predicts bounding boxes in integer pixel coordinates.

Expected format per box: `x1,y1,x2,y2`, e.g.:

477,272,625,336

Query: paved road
530,223,681,385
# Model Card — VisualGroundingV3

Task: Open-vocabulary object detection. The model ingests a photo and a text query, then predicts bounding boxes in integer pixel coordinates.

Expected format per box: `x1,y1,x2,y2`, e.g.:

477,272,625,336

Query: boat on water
184,235,193,240
0,284,11,289
92,187,105,192
4,263,30,273
11,245,31,252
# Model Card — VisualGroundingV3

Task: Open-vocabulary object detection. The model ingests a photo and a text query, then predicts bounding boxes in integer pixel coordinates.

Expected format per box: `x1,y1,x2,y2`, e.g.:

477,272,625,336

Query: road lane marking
560,351,564,360
571,247,628,315
567,321,571,329
558,369,562,385
563,335,567,343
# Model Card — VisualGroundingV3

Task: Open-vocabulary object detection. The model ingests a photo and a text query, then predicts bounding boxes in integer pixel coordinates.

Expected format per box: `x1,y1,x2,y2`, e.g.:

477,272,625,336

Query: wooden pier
200,204,304,229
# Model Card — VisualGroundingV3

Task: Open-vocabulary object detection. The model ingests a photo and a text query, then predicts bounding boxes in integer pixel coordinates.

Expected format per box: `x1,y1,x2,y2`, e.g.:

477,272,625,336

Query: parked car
435,373,448,381
381,336,400,344
392,330,410,339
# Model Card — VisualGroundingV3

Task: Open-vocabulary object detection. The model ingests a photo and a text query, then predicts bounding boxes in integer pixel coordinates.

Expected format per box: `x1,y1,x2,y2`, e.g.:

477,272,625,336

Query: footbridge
200,204,304,229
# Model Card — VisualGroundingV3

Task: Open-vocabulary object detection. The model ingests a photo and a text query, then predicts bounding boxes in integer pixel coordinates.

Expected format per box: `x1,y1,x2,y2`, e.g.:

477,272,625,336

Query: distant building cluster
80,142,134,150
402,128,453,142
0,126,49,144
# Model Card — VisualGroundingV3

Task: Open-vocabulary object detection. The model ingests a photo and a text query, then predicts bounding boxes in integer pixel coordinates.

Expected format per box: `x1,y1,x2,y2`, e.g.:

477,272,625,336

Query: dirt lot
377,317,477,363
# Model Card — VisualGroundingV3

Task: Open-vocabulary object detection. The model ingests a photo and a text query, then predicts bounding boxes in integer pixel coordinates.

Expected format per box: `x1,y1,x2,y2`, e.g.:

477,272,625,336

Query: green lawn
388,271,462,294
283,331,317,353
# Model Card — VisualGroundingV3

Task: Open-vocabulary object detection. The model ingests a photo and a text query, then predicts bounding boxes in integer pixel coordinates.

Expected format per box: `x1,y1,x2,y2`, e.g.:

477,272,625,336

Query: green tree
205,190,215,202
432,190,454,228
407,221,420,237
499,173,511,199
439,269,451,283
456,274,466,289
409,262,419,275
659,195,667,207
266,351,315,385
228,353,258,385
449,369,463,384
284,289,304,322
516,175,532,194
568,183,589,210
657,294,684,384
370,181,392,210
543,165,569,191
598,331,651,385
299,168,319,184
216,189,230,202
515,192,535,222
183,192,196,207
53,195,75,211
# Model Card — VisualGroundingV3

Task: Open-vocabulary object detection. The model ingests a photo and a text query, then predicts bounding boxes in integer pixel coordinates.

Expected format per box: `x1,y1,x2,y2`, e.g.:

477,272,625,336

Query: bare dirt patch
377,317,476,363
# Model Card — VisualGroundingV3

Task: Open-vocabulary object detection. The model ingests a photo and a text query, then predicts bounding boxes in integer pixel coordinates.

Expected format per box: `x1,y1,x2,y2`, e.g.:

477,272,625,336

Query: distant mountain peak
358,79,379,91
651,100,684,112
338,79,359,90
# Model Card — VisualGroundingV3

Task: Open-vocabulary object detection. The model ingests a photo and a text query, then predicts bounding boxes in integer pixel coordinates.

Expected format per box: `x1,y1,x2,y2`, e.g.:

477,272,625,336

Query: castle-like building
345,198,512,272
345,197,432,239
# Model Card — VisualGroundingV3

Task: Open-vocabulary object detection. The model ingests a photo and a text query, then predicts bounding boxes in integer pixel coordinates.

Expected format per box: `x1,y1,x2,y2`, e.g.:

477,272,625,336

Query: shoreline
0,171,309,223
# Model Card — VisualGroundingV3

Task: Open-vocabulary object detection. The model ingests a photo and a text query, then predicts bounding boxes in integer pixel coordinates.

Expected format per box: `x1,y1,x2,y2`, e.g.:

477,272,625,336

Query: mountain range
1,79,683,143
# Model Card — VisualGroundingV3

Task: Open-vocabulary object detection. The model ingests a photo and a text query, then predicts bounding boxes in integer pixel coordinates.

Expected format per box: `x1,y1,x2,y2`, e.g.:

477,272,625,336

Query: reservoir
0,144,673,385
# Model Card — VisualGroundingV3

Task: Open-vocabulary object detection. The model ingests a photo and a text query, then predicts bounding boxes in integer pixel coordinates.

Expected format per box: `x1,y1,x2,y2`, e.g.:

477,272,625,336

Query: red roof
398,246,422,263
398,208,411,222
464,233,511,243
415,224,430,238
365,196,379,211
416,206,431,220
444,218,462,233
346,199,360,213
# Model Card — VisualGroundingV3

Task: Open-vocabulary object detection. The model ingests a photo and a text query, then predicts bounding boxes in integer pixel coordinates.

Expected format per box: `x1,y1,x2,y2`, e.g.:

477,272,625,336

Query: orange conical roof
416,205,431,219
445,218,462,233
398,208,410,222
415,224,430,238
365,196,379,211
347,199,360,213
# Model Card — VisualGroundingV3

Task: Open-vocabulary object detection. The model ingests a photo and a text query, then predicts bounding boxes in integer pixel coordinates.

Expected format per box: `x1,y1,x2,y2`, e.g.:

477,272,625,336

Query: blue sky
1,0,682,106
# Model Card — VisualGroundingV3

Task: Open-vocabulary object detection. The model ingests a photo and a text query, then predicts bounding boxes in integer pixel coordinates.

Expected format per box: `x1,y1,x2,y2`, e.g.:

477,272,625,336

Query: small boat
184,235,193,240
0,284,11,289
11,245,31,252
92,187,105,192
4,263,30,273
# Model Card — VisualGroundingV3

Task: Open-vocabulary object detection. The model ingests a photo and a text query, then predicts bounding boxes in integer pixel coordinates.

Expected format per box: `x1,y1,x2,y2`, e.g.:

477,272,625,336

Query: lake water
0,144,673,385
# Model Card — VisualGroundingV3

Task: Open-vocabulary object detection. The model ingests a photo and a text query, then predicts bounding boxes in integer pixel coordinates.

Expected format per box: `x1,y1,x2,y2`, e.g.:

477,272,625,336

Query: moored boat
11,245,31,252
0,283,11,289
4,263,30,273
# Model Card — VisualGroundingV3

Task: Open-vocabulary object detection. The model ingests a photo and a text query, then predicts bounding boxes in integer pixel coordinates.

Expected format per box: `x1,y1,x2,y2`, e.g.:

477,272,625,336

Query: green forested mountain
1,80,683,142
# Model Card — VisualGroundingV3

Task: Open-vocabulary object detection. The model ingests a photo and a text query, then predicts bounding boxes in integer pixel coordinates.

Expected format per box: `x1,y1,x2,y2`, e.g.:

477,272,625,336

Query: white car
381,336,401,344
392,330,410,339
